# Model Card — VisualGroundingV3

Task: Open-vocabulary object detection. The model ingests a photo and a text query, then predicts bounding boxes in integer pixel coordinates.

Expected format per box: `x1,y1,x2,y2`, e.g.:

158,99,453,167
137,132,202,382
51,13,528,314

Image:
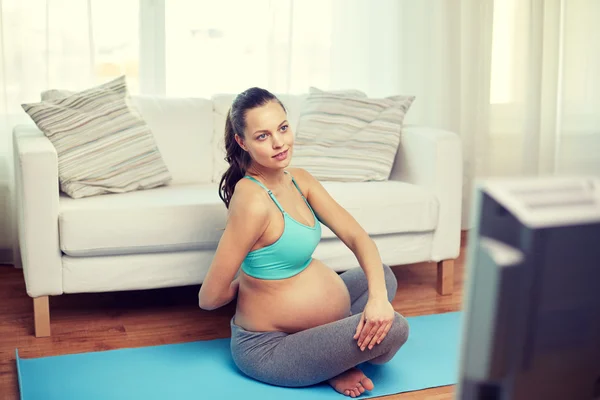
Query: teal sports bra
241,172,322,280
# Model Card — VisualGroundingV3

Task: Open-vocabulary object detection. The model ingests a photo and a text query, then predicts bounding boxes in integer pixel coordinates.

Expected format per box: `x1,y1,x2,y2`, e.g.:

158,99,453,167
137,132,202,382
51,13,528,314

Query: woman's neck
246,165,287,189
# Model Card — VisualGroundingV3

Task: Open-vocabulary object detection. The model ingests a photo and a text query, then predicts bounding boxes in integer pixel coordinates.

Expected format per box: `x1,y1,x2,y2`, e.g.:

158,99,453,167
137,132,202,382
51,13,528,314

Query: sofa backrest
131,93,309,185
131,95,215,185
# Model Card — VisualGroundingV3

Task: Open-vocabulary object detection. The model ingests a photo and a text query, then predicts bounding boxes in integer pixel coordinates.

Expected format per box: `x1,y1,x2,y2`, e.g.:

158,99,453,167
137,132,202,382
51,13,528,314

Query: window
162,0,333,97
165,0,276,97
90,0,140,93
1,0,139,115
489,0,600,136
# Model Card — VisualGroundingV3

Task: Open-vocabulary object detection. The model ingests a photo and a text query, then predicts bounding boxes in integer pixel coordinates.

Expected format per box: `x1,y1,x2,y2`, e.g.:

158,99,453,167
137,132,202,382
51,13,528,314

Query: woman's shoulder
286,168,318,191
223,179,271,238
286,167,315,183
229,177,271,216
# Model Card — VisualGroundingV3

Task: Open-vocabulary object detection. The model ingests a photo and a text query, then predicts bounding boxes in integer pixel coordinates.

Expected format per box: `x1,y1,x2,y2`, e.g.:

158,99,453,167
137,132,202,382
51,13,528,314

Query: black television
456,176,600,400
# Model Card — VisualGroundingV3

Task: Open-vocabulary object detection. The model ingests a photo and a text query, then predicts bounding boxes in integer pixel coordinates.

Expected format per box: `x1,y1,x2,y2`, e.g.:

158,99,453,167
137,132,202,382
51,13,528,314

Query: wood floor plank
0,236,467,399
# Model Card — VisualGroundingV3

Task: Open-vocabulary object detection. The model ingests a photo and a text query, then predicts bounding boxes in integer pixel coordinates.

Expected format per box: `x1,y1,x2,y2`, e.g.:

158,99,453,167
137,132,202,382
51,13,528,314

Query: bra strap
289,174,311,207
243,176,285,213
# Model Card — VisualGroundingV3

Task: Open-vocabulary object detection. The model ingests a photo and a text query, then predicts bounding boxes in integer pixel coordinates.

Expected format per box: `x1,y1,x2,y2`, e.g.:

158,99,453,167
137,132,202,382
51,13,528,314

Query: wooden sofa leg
437,260,454,295
33,296,51,337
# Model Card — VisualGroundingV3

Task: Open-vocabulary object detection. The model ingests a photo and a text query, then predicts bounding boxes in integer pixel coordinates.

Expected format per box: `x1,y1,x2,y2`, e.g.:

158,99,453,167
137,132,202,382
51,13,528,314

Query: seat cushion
318,181,438,239
59,183,227,257
58,181,438,257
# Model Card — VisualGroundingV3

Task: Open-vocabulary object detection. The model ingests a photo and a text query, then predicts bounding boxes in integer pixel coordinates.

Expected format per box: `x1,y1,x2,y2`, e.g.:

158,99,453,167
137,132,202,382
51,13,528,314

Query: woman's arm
289,168,395,350
198,181,269,310
289,168,388,300
205,275,241,310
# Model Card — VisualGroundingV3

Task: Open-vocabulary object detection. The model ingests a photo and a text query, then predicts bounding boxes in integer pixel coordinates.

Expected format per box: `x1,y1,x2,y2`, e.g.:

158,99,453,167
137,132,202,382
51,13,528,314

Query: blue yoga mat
16,312,462,399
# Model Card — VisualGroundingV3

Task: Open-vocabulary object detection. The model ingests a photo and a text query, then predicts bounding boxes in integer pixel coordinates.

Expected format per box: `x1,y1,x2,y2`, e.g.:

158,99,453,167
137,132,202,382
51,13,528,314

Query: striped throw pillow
291,88,414,182
22,76,172,199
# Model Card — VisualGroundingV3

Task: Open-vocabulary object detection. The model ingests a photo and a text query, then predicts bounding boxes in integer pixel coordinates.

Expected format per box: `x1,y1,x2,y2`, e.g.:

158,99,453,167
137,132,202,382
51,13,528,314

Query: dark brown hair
218,87,286,208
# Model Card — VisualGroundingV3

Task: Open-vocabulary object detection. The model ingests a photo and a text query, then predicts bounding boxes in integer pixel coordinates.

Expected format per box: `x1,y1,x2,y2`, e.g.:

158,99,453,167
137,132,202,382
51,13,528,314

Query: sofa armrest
389,125,463,261
13,124,63,297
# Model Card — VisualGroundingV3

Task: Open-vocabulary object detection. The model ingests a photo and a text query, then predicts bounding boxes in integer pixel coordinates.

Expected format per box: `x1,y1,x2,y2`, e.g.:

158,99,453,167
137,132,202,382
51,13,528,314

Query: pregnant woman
198,87,409,398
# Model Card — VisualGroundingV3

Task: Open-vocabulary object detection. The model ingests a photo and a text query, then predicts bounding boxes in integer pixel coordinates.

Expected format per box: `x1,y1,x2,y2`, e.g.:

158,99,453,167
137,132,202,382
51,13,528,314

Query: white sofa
13,93,463,337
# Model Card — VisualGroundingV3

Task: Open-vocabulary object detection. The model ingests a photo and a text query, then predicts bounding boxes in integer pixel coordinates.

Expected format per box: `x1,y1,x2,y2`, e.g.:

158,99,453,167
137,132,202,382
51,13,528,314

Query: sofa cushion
41,89,215,185
22,76,173,199
58,183,227,257
291,88,415,182
58,181,438,257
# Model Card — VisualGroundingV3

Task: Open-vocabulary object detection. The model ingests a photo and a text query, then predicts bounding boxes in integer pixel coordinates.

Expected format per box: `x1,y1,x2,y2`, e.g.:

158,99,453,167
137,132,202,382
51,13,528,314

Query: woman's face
236,100,294,170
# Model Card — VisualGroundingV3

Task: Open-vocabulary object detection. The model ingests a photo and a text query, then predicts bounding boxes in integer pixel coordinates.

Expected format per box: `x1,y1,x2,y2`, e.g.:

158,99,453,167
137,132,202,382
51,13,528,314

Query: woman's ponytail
219,109,251,208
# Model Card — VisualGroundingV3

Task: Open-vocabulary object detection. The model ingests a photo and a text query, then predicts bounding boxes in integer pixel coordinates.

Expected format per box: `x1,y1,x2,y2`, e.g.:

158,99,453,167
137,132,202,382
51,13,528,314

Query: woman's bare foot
328,367,374,397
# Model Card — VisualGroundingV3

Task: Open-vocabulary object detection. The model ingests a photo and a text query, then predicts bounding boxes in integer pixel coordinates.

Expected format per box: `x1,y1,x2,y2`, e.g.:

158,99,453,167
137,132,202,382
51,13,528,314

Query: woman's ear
234,134,248,152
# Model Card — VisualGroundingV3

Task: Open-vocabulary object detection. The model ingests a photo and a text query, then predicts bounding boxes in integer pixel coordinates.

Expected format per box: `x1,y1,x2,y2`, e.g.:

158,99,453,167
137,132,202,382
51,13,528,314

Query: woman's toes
361,376,374,391
328,367,373,397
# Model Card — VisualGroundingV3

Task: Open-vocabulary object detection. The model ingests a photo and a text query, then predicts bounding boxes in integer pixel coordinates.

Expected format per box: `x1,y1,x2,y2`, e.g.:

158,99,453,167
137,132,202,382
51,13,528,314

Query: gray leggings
230,264,410,387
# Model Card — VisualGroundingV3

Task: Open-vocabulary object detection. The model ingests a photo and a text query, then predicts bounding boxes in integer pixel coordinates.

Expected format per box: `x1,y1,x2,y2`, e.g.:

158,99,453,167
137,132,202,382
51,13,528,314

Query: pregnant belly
235,260,352,333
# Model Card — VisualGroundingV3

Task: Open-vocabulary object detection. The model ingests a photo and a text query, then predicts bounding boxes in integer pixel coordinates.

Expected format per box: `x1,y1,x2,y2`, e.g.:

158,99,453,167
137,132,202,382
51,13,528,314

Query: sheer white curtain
390,0,600,228
1,0,599,263
486,0,600,177
459,0,600,227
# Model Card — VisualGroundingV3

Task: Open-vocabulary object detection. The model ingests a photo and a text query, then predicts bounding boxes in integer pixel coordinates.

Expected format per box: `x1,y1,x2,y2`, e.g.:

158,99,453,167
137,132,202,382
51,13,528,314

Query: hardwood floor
0,235,467,399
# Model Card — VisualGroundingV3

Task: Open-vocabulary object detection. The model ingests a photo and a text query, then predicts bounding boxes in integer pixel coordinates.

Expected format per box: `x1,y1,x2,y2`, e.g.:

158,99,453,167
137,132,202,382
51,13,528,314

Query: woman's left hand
353,297,395,351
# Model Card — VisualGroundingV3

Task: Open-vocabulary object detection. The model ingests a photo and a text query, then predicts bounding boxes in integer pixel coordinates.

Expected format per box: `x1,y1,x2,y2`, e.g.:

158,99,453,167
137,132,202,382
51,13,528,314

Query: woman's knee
369,313,409,365
382,264,398,299
387,312,409,348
